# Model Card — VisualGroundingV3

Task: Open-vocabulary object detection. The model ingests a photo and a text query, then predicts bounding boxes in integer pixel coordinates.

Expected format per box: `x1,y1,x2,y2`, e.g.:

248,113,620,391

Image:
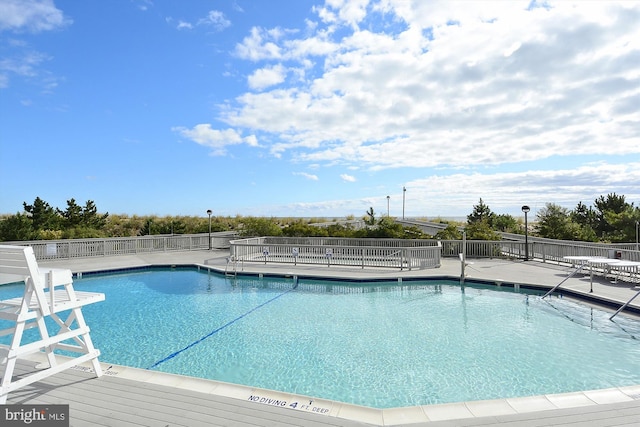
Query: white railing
527,240,640,263
440,240,513,258
263,236,440,248
4,232,638,265
439,240,640,263
1,232,237,261
229,237,441,270
396,219,640,261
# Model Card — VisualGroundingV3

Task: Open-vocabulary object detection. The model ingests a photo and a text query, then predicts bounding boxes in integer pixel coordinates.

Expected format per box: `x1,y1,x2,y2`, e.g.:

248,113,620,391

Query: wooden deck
6,357,640,426
7,359,374,427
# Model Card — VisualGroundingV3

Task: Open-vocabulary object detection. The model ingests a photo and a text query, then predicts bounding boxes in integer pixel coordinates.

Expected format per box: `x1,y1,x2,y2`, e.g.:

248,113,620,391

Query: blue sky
1,0,639,219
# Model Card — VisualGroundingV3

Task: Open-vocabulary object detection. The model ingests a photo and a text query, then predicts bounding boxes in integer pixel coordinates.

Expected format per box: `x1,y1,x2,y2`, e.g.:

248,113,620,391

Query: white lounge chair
0,245,104,403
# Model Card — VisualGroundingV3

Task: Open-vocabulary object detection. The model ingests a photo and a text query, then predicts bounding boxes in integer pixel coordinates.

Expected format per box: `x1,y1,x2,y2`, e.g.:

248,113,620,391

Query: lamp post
521,205,530,261
207,209,212,250
636,220,639,251
386,195,390,217
402,186,406,220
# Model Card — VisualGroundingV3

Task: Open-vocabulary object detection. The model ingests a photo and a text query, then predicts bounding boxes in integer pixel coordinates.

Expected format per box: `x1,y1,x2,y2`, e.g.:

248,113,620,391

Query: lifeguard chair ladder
0,245,104,403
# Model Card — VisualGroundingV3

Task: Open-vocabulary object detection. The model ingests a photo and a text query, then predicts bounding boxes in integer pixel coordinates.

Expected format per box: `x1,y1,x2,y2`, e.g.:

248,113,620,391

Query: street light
521,205,530,261
402,186,406,220
207,209,212,250
636,220,639,251
386,195,390,217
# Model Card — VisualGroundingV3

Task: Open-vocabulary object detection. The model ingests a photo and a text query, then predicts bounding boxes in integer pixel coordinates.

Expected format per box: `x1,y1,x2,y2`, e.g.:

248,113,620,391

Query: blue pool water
2,267,640,409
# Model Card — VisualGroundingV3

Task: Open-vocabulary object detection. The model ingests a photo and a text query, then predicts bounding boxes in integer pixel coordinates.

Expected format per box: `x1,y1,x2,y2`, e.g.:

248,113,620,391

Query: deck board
6,358,640,426
6,359,375,427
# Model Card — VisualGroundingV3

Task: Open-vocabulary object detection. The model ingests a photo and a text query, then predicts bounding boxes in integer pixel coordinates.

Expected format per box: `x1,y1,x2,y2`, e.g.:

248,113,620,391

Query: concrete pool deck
4,250,640,426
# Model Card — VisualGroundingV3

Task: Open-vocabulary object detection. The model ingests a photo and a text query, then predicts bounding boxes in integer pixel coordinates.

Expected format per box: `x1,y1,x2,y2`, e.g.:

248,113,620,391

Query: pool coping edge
15,350,640,426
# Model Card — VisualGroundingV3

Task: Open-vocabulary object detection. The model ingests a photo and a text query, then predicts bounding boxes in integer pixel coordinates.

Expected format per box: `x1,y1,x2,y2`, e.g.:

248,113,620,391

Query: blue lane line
147,284,298,370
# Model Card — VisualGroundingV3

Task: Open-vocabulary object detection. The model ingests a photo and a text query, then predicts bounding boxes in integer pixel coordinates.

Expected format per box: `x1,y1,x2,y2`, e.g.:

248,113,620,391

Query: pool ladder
610,289,640,320
225,256,238,277
541,264,586,299
541,263,640,321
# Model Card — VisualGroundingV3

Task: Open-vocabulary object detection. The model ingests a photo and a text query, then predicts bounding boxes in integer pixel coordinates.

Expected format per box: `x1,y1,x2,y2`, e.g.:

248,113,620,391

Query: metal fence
3,231,638,265
399,219,639,255
263,236,440,248
525,240,640,263
1,232,237,261
229,237,442,270
439,239,640,262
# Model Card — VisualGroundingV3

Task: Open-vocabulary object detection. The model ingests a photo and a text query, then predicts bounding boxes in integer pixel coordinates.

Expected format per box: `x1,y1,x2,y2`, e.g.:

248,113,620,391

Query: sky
1,0,639,220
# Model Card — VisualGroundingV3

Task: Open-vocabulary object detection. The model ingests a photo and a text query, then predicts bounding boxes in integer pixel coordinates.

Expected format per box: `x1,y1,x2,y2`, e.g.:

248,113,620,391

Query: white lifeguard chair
0,245,104,403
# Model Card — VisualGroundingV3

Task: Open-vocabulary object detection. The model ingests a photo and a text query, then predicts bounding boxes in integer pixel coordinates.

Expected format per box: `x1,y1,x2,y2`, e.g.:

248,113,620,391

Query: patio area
2,249,640,426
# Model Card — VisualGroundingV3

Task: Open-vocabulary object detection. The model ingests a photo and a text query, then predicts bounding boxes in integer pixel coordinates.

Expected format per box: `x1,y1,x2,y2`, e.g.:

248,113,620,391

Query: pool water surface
2,268,640,409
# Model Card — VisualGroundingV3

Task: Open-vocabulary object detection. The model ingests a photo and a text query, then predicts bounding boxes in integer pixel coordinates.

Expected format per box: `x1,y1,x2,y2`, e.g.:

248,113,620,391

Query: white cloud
134,0,153,12
0,51,49,77
173,124,258,156
293,172,319,181
232,1,244,13
340,173,356,182
198,10,231,31
244,134,259,147
247,64,286,90
314,0,370,28
0,49,55,90
215,1,640,171
268,161,640,218
169,10,230,32
234,27,284,61
176,20,193,30
0,1,67,91
0,0,71,33
179,1,640,218
404,161,640,217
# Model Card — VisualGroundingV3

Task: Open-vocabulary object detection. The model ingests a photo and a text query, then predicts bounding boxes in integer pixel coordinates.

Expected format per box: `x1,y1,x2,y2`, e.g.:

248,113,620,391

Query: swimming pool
2,267,640,409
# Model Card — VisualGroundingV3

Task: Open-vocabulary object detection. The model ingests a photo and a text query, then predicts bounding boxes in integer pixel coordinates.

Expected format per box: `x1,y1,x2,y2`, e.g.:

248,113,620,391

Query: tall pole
636,220,639,251
402,186,406,220
461,230,467,284
207,209,212,250
524,212,528,261
522,205,530,261
386,195,390,217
